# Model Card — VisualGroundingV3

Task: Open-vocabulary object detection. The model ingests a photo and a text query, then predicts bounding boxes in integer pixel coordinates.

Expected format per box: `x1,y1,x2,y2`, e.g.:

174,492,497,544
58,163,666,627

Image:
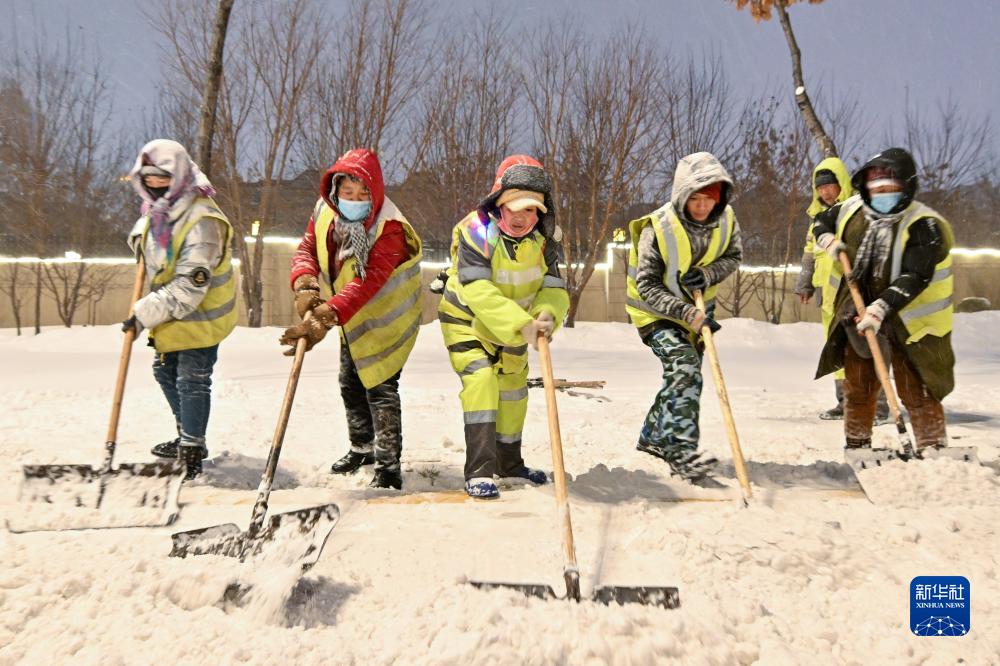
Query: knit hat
139,165,171,178
694,182,722,203
496,188,548,213
814,169,838,187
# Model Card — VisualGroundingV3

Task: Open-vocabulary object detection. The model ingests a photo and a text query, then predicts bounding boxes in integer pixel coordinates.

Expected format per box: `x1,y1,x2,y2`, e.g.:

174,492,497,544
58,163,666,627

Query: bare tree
299,0,430,172
729,0,837,157
0,263,29,334
154,0,323,326
398,11,519,255
194,0,236,179
0,31,113,333
716,269,759,318
895,93,994,201
526,24,671,324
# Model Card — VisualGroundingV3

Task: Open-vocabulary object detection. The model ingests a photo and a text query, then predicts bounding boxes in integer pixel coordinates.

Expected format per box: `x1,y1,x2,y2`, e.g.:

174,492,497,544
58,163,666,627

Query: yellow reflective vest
312,198,423,388
438,212,568,346
625,203,735,335
823,197,954,344
145,198,237,353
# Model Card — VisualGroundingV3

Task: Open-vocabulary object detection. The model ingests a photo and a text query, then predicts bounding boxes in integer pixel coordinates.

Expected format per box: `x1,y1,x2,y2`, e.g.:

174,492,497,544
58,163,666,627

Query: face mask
338,199,371,222
869,192,903,214
147,186,169,200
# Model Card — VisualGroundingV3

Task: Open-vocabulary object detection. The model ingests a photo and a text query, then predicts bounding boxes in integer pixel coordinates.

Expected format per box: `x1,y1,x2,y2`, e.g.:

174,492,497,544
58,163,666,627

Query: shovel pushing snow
10,258,184,533
836,251,979,474
471,334,679,608
169,313,338,572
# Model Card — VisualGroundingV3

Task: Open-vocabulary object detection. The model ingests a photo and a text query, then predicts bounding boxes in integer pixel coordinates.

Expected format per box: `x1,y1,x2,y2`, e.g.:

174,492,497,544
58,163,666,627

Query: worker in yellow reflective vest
438,155,569,499
813,148,955,453
625,152,742,483
281,149,422,490
794,158,889,423
123,139,237,480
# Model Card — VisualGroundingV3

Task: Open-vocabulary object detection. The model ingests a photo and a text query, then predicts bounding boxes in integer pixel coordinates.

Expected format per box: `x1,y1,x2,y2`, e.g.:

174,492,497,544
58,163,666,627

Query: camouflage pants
340,343,403,472
639,327,703,457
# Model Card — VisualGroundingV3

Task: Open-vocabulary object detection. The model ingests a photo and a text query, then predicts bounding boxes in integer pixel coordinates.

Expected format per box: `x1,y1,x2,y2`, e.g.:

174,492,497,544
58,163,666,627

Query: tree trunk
775,1,838,158
194,0,235,179
33,264,42,335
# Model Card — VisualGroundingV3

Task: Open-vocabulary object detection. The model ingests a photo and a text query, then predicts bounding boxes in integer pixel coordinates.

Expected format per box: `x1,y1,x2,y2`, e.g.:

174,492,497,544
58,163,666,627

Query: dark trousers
152,344,219,447
843,341,946,448
340,344,402,471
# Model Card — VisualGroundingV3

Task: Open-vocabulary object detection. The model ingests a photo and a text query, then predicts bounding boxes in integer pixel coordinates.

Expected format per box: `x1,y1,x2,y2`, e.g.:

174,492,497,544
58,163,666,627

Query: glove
428,269,448,295
292,274,324,319
856,299,888,335
689,309,721,334
279,304,338,355
816,232,847,261
535,311,555,338
796,288,814,305
679,268,709,294
520,320,543,350
121,314,144,335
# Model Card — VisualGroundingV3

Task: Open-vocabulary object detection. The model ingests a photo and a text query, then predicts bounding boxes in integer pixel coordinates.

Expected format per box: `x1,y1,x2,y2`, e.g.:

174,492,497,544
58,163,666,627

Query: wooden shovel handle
694,291,752,501
105,256,146,447
537,334,579,571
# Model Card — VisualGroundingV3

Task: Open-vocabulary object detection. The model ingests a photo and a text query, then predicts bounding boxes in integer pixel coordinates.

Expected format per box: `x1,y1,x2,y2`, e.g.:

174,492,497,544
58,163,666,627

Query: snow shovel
694,291,753,505
10,257,185,533
471,333,679,608
169,312,339,572
836,251,978,472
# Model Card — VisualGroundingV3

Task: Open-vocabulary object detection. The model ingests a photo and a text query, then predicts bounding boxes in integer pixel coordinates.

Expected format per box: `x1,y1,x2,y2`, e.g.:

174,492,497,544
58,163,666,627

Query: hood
806,156,854,218
670,151,734,226
477,154,556,237
320,148,386,230
851,147,919,216
128,139,215,211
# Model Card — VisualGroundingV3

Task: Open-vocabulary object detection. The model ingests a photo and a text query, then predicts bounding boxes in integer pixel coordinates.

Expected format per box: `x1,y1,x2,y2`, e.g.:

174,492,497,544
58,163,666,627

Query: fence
2,241,998,330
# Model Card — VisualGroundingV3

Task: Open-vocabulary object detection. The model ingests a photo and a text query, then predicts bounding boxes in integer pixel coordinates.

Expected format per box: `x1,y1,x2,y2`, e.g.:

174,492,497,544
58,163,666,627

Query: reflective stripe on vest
624,204,734,332
439,212,556,343
819,195,865,334
313,197,424,388
890,202,955,343
146,198,237,353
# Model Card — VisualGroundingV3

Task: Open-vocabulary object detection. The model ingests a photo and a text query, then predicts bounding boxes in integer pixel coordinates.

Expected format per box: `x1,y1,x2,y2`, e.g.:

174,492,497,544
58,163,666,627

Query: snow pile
1,314,998,664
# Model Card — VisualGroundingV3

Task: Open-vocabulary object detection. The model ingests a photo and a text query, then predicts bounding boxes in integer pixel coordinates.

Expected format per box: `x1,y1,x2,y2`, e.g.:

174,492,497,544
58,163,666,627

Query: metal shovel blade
917,446,980,465
169,503,340,572
10,461,184,532
469,581,558,600
470,581,680,608
844,447,902,473
592,585,680,608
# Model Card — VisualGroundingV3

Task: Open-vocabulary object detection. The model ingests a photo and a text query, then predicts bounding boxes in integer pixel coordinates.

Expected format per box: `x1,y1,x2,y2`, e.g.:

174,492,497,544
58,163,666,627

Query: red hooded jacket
289,149,408,324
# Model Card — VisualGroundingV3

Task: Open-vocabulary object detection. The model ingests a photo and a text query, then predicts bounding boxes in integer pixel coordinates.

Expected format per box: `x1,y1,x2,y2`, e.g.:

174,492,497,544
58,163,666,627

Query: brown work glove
279,304,338,355
292,274,324,319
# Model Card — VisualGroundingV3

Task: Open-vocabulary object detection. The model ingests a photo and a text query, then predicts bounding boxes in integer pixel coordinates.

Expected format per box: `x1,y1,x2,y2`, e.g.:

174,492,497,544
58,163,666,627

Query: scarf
852,207,903,290
334,219,372,281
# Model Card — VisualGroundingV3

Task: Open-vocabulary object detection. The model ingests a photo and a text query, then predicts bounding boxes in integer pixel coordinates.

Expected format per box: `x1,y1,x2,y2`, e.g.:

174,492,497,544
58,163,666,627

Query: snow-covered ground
1,315,998,665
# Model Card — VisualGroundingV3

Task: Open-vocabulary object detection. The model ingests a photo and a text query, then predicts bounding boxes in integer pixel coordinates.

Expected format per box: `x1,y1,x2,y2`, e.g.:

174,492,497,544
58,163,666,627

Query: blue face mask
338,199,371,222
869,192,903,214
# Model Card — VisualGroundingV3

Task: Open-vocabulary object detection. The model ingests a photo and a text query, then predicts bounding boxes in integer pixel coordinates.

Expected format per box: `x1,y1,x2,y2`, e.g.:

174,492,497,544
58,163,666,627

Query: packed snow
1,315,998,664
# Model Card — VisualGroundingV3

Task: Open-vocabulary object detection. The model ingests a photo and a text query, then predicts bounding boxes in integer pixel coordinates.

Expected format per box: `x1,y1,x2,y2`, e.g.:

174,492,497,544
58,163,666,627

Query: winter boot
500,466,548,485
665,450,718,483
151,437,180,459
179,445,203,481
368,468,403,490
464,477,500,499
152,437,208,460
818,405,844,420
330,448,375,474
844,437,872,450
